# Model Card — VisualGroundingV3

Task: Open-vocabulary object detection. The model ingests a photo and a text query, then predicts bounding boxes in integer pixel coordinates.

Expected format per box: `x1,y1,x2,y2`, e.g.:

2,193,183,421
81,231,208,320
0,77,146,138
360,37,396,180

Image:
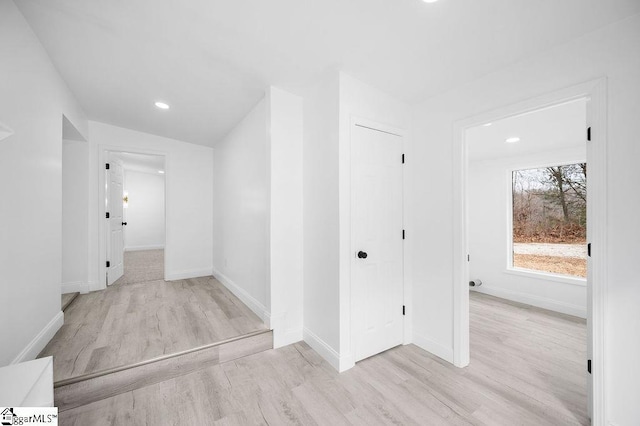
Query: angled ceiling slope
15,0,640,147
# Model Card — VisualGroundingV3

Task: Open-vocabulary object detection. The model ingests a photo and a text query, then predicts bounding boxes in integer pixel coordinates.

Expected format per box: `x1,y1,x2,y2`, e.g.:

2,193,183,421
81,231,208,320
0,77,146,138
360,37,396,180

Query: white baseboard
273,327,303,349
303,326,355,372
11,311,64,365
303,327,341,371
124,245,165,252
165,267,213,281
61,281,89,294
473,286,587,318
412,331,454,363
268,311,303,348
211,267,270,325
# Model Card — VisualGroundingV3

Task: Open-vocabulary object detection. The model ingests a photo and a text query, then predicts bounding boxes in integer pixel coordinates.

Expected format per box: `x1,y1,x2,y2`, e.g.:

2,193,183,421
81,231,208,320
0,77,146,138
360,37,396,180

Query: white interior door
107,156,124,285
351,124,404,362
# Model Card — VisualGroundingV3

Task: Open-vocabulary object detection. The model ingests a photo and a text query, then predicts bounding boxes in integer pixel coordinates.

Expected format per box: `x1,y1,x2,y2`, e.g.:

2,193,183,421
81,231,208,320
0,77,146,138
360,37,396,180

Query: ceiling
16,0,640,147
111,152,165,175
467,98,587,162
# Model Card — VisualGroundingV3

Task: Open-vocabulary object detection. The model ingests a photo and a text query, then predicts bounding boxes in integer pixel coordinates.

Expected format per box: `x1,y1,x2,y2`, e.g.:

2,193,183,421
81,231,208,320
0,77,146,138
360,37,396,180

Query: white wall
87,121,213,286
123,170,165,251
469,147,587,318
62,140,89,294
300,72,341,367
411,14,640,425
212,98,270,318
0,0,87,365
267,87,304,348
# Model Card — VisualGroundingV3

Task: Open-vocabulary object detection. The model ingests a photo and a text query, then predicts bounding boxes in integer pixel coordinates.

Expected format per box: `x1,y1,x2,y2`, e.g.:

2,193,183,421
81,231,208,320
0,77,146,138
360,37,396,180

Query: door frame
452,78,607,422
98,145,168,290
339,116,411,372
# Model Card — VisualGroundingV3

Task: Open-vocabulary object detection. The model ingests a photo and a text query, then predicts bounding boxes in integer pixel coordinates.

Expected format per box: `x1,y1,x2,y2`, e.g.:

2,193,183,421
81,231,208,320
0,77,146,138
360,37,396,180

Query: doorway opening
105,151,166,286
466,98,589,423
453,79,608,422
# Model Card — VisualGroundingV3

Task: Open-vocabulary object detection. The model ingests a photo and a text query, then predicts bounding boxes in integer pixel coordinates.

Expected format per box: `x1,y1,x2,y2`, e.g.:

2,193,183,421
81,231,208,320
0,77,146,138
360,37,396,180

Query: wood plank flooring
40,251,266,382
60,291,588,425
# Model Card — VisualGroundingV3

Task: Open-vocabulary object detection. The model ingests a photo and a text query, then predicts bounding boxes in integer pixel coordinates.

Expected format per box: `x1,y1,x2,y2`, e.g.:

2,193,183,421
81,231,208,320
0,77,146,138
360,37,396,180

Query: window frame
505,162,587,285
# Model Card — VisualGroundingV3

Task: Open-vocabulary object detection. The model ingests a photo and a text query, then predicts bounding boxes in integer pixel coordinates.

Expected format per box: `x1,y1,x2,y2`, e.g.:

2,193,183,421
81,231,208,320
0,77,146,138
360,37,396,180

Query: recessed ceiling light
158,170,165,174
154,101,170,110
483,123,492,127
422,0,439,3
505,137,521,143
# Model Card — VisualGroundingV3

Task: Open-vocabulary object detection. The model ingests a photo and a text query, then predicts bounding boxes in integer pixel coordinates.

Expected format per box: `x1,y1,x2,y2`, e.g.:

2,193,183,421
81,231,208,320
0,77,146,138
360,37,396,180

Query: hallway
40,251,266,382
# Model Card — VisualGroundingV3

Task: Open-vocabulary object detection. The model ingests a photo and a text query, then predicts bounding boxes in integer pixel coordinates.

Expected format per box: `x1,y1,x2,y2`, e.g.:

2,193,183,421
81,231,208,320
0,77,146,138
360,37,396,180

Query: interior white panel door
107,156,124,285
352,124,404,362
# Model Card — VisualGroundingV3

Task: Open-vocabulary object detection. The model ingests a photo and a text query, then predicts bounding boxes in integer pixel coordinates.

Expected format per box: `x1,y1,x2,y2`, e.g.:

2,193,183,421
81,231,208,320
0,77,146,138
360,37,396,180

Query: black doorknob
122,222,128,226
357,251,368,259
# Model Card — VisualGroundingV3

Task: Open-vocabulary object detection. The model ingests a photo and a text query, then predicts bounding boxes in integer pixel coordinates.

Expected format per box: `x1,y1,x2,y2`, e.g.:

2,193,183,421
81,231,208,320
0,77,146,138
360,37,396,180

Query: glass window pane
512,163,587,278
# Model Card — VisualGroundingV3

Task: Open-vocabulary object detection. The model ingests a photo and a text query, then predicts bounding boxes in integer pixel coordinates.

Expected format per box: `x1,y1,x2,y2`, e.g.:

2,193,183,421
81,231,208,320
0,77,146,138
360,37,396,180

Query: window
511,163,586,278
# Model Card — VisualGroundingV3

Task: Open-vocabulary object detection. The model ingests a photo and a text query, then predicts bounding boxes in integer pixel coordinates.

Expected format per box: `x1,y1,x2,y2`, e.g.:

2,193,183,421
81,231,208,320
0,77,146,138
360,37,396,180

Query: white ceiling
111,152,165,175
15,0,640,147
467,98,587,162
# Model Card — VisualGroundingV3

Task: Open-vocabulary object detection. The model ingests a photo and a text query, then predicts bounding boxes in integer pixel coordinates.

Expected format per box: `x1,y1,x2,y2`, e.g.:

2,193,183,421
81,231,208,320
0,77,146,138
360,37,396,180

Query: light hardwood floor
40,251,266,382
60,292,588,425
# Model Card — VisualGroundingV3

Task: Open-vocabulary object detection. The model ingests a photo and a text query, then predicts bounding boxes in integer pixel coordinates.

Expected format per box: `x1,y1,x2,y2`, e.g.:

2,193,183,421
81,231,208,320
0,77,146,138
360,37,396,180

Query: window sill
504,267,587,287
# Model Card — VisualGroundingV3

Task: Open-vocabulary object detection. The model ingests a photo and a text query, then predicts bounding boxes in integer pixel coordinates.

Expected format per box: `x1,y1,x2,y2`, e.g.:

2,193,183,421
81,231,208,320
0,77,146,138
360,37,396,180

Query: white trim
412,332,454,363
61,281,89,294
472,287,586,318
452,78,607,423
124,245,165,252
273,327,303,349
302,327,355,372
504,268,587,287
269,311,303,348
212,267,270,326
165,267,213,282
11,311,64,365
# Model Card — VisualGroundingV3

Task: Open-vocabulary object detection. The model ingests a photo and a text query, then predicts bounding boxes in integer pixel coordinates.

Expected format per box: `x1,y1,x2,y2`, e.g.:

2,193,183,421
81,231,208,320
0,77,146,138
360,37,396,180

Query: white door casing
107,156,124,285
351,124,404,362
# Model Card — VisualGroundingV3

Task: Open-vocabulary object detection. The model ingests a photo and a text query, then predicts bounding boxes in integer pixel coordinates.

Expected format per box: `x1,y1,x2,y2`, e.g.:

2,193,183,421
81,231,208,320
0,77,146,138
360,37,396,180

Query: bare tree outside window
512,163,587,278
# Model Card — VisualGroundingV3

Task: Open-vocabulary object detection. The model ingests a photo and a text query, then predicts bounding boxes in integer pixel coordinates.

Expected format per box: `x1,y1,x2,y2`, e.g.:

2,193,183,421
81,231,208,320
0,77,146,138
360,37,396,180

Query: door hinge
106,261,110,268
402,154,405,164
402,229,405,240
106,212,110,219
588,243,591,257
587,127,591,141
105,163,110,170
468,254,470,262
402,305,405,316
588,359,591,374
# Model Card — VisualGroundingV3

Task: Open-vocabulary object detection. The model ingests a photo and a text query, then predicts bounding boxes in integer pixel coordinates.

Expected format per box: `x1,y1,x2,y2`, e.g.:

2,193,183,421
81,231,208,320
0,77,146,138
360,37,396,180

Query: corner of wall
303,327,354,372
412,331,454,364
212,267,270,326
